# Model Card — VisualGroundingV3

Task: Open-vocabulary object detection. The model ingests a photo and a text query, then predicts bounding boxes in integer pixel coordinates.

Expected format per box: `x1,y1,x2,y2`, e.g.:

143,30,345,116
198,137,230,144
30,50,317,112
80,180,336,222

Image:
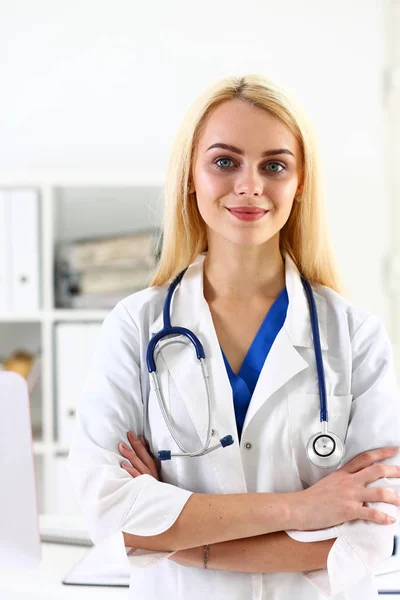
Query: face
190,99,303,249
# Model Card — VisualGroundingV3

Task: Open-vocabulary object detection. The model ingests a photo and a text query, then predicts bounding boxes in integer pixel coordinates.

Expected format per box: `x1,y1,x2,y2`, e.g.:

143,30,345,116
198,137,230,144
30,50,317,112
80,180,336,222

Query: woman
68,74,400,599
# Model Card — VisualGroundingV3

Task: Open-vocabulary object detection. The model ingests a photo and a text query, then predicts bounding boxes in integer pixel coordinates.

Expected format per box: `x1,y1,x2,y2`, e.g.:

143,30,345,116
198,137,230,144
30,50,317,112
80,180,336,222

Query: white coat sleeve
285,314,400,597
67,301,194,570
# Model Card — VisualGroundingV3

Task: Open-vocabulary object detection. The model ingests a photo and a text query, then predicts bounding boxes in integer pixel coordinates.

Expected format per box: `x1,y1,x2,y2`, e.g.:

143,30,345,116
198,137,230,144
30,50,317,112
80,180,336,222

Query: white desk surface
2,542,400,598
0,543,128,600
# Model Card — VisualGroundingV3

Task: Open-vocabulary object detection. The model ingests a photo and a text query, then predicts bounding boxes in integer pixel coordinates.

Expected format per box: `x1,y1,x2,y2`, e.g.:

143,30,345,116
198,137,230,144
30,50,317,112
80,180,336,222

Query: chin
226,232,274,247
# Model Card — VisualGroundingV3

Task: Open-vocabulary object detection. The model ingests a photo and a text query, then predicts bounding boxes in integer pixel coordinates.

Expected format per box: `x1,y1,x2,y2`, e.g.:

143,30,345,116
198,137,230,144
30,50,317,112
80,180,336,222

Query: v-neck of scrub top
221,287,289,442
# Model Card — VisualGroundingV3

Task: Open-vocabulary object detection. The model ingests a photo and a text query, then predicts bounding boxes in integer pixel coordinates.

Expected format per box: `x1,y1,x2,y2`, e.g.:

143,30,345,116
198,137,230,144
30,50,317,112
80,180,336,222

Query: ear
295,185,304,200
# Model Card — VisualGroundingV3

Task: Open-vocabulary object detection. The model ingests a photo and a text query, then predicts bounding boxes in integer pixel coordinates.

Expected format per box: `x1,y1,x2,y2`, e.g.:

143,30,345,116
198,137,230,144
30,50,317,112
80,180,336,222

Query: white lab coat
68,251,400,599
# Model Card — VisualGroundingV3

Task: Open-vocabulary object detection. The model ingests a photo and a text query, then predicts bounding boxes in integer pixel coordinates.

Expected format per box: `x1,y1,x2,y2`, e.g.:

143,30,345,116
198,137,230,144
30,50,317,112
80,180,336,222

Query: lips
227,206,267,215
226,206,269,222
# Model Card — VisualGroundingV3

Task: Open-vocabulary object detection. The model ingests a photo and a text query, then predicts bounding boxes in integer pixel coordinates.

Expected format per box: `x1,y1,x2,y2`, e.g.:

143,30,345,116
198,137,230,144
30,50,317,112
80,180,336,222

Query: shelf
33,442,71,455
0,309,111,323
33,441,49,454
54,444,71,455
0,170,165,186
0,313,43,322
0,177,160,513
51,309,110,322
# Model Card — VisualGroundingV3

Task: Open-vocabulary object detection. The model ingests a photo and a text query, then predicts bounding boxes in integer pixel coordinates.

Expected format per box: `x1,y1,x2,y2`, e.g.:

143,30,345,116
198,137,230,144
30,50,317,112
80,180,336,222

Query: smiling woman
67,74,400,600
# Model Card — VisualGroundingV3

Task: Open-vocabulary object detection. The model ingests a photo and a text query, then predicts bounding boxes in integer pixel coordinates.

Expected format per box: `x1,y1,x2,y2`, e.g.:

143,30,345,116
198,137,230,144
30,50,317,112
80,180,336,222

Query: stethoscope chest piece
306,430,344,468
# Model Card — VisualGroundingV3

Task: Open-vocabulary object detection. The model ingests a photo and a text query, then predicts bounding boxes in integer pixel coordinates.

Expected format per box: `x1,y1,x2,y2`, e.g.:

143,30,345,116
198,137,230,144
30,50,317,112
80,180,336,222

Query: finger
127,432,158,477
361,486,400,507
358,506,397,525
119,442,152,475
341,447,400,474
120,461,142,478
357,464,400,485
139,435,149,449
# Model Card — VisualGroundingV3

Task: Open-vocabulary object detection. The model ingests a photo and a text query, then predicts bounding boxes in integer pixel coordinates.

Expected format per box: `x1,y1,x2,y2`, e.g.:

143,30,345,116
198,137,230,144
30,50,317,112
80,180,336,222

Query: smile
226,207,269,222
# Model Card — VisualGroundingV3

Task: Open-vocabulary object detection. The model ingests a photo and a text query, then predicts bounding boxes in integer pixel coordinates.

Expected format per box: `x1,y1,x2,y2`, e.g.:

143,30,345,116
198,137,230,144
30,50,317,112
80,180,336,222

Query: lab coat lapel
242,251,329,433
149,254,248,492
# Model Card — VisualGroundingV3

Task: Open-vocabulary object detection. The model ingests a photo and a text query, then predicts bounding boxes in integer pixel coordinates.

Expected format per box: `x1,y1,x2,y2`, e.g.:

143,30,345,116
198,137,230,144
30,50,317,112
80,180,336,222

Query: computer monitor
0,371,41,568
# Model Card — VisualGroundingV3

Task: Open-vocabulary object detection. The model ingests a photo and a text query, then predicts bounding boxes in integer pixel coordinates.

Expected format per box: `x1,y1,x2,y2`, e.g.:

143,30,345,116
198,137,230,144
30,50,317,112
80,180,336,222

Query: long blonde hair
150,74,347,296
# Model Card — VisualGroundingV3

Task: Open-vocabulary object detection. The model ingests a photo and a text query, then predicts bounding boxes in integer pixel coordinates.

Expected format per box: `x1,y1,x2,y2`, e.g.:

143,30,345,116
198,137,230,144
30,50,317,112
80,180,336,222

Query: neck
203,238,285,303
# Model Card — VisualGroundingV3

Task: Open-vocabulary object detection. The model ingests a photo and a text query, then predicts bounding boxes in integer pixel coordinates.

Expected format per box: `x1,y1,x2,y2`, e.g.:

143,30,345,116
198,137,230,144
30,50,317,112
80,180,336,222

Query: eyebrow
205,142,295,158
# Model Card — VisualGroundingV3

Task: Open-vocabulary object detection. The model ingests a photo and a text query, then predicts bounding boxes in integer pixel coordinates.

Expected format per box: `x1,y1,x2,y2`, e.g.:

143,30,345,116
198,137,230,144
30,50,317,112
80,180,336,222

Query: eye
266,162,286,174
214,157,286,174
215,157,235,169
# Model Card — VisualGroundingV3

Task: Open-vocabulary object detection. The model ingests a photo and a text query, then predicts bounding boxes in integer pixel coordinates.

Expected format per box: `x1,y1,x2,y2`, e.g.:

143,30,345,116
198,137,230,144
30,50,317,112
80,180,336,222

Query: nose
234,167,263,197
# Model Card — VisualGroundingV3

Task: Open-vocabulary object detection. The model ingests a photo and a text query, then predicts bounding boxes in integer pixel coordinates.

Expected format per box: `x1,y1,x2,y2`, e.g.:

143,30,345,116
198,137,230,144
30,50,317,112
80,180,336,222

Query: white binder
55,322,103,446
9,189,41,312
0,190,12,312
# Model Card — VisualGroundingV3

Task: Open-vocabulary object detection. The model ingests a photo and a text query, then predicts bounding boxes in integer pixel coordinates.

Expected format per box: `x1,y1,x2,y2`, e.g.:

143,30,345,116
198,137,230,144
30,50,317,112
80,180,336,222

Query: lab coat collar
284,252,328,351
149,251,328,352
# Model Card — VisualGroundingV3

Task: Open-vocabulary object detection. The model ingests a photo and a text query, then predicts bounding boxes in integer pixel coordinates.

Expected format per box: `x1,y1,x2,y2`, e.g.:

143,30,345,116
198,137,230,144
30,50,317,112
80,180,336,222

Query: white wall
0,0,393,323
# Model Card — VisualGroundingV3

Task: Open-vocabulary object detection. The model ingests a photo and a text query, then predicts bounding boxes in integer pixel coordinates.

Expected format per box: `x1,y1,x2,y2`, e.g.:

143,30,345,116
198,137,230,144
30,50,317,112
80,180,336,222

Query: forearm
170,532,337,573
123,491,295,552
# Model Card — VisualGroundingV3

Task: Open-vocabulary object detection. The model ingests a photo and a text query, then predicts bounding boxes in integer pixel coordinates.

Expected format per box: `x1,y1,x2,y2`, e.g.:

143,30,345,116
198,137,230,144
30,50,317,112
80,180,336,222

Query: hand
119,431,160,480
291,446,400,531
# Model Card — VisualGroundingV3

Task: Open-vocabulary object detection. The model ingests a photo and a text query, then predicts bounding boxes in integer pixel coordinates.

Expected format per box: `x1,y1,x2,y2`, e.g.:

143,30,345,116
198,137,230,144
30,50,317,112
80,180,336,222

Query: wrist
276,491,300,531
168,546,203,567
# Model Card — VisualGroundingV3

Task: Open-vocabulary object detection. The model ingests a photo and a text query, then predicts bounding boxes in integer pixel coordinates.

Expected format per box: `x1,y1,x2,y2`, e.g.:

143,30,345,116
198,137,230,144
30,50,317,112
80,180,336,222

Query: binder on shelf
55,322,103,446
0,190,12,312
0,188,41,312
9,189,41,312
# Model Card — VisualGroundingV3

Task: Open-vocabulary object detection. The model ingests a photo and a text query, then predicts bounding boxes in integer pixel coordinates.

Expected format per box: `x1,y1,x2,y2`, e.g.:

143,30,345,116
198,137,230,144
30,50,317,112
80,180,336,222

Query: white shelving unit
0,171,164,514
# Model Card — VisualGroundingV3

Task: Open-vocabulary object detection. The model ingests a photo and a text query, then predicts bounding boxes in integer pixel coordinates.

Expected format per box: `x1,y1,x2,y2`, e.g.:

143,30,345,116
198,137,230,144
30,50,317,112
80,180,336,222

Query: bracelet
203,544,210,569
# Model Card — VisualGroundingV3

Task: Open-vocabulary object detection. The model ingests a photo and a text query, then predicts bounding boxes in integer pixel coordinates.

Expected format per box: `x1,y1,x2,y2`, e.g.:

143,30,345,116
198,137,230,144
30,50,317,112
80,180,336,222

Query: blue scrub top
221,287,289,441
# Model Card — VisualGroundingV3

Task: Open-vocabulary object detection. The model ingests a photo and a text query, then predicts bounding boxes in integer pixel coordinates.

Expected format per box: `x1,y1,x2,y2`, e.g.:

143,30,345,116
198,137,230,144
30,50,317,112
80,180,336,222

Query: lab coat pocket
288,393,353,487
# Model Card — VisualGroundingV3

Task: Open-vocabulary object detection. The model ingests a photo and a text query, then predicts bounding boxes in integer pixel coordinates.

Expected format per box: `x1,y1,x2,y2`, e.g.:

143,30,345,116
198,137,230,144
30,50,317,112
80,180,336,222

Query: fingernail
121,461,130,468
391,447,400,452
391,517,397,523
129,431,138,439
121,442,130,450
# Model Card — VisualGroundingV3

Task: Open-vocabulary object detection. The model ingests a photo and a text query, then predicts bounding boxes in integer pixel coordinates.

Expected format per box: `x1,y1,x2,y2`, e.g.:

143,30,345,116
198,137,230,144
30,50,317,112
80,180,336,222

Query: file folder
0,190,12,312
9,189,41,311
55,322,103,446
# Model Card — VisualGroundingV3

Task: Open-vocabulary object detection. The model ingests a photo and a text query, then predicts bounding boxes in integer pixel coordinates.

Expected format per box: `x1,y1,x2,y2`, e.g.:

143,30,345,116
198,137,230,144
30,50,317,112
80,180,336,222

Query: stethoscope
146,267,345,468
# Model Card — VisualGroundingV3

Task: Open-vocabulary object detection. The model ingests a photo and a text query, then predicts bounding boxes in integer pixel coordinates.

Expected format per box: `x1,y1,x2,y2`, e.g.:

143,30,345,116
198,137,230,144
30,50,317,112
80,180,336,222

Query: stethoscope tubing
145,266,344,466
301,276,328,422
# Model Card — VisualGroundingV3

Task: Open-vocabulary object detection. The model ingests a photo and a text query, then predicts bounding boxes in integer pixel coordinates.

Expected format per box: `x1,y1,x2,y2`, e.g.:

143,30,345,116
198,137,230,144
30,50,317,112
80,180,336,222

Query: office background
0,0,399,519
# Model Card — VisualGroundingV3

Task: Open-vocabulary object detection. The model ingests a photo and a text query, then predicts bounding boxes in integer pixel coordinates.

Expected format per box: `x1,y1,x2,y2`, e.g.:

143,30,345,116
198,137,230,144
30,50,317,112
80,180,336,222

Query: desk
0,543,128,600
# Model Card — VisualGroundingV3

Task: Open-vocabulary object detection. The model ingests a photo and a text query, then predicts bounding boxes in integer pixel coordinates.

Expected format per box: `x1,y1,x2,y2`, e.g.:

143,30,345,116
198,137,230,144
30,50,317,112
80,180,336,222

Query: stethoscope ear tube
157,435,234,461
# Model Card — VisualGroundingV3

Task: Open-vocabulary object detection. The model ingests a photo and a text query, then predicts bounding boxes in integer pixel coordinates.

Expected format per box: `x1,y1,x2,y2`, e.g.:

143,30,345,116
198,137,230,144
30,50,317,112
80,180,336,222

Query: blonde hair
150,74,347,296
